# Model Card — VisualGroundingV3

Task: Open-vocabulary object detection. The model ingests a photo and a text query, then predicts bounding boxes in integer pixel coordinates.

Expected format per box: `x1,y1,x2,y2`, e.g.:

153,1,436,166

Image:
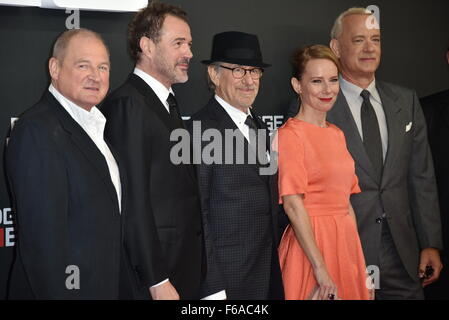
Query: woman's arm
283,194,338,300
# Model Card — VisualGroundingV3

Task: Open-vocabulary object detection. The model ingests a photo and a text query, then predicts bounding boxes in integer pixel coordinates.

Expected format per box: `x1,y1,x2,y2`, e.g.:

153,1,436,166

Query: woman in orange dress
276,45,372,300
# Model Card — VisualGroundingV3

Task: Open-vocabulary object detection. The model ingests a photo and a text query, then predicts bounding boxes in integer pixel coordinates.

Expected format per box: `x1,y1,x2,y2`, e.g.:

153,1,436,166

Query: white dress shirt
48,84,122,212
215,94,252,140
215,95,270,162
134,67,174,113
339,76,389,161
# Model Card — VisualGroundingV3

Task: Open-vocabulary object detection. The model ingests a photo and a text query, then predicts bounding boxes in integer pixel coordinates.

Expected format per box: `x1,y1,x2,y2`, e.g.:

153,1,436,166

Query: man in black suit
101,2,202,300
189,31,283,300
6,29,125,299
420,46,449,299
327,8,443,299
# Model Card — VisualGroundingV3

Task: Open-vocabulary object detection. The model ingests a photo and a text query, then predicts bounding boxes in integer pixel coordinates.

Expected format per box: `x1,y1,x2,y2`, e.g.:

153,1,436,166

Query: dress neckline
290,117,332,129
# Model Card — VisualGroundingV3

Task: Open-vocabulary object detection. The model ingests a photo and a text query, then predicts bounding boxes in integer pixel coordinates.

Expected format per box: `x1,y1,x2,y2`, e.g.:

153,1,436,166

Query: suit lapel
252,110,271,167
46,92,120,210
208,98,249,158
106,140,126,212
330,91,380,184
209,98,268,183
128,74,183,132
376,82,405,188
128,74,197,184
252,111,270,153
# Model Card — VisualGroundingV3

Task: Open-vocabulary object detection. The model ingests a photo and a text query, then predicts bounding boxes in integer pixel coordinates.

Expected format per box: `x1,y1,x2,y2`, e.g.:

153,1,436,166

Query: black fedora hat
202,31,271,68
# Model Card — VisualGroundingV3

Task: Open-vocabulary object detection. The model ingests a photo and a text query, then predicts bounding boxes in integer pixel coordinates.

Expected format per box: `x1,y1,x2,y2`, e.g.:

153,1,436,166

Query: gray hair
52,28,109,61
330,7,372,39
206,62,221,92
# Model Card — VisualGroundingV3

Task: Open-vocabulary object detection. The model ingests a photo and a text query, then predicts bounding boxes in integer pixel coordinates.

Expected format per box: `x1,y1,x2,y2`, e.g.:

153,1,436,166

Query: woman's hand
314,265,338,300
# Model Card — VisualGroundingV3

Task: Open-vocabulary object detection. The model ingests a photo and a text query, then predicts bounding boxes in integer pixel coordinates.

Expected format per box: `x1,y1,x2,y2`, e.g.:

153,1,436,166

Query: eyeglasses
219,65,264,80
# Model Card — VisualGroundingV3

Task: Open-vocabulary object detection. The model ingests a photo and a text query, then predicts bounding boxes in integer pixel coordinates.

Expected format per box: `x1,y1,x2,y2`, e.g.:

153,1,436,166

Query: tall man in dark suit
101,2,203,300
420,46,449,299
189,31,283,300
327,8,443,299
6,29,125,299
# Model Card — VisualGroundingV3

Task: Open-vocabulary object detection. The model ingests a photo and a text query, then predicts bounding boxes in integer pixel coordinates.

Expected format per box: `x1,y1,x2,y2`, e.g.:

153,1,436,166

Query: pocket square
405,122,412,132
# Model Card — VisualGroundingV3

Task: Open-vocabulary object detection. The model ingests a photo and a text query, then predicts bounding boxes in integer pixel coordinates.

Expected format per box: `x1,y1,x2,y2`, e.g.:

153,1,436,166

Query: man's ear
49,57,60,81
208,65,220,87
330,39,341,58
446,50,449,66
139,36,154,60
291,77,301,95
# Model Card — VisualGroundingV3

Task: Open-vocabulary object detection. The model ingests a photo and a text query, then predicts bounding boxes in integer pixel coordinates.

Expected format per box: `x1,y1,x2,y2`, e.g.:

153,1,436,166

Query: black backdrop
0,0,448,299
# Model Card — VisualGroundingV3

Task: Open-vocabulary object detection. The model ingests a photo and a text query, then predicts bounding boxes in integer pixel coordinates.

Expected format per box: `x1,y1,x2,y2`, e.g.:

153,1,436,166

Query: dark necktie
245,115,258,137
245,115,268,166
167,93,184,128
360,89,383,183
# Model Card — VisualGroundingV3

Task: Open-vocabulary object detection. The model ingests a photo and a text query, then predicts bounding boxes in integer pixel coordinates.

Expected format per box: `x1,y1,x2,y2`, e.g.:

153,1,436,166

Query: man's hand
149,281,180,300
419,248,443,287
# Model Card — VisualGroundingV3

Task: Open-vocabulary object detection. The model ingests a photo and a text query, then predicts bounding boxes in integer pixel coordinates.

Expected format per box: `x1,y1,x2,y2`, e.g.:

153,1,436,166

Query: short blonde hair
330,7,372,39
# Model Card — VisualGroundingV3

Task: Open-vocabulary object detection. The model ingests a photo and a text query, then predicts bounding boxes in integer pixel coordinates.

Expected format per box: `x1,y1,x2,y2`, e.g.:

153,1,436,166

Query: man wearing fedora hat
189,31,284,300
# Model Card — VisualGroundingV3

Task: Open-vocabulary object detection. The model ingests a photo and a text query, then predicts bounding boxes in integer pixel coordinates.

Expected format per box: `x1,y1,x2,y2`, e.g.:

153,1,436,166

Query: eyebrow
310,75,338,79
75,59,110,66
352,33,380,38
75,59,90,64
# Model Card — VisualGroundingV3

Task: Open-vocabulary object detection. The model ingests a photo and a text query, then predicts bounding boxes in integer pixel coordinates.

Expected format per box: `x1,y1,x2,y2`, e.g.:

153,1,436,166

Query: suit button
376,218,383,224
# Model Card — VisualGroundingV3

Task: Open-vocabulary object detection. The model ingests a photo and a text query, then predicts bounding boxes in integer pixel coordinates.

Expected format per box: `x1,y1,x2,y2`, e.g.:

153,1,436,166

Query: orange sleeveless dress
277,118,370,300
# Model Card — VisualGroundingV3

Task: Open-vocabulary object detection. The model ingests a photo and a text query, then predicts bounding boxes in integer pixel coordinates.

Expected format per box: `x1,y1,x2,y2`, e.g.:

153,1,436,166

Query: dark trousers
376,220,424,300
119,251,143,300
268,243,284,300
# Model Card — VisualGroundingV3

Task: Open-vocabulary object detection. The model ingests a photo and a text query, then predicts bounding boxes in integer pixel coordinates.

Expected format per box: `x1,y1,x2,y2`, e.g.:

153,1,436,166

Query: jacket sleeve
407,91,443,250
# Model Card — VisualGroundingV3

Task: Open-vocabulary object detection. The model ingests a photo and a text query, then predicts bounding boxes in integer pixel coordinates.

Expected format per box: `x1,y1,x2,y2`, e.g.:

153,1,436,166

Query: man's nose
364,40,375,52
241,70,255,85
88,67,101,81
183,44,193,59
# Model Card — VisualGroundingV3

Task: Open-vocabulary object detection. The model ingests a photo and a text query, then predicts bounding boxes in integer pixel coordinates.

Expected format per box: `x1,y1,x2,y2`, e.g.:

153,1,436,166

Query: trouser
376,219,424,300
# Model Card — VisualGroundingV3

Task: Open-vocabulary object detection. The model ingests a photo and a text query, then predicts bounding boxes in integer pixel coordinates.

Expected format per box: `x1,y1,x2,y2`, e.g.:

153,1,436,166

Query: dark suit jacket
100,74,203,299
189,97,283,300
421,89,449,299
6,91,123,299
327,81,443,280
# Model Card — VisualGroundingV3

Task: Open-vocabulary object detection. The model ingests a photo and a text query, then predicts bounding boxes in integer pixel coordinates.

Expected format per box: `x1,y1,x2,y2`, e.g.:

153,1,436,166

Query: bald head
52,28,109,62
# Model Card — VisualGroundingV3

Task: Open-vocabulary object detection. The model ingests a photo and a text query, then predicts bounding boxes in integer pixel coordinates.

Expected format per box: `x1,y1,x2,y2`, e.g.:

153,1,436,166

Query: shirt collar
339,75,381,105
134,68,174,105
214,94,252,125
48,84,106,129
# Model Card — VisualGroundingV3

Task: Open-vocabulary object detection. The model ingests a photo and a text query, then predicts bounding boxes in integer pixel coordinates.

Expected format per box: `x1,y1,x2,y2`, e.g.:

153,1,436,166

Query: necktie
245,115,268,166
167,93,184,128
360,89,383,183
245,114,260,147
245,114,258,133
